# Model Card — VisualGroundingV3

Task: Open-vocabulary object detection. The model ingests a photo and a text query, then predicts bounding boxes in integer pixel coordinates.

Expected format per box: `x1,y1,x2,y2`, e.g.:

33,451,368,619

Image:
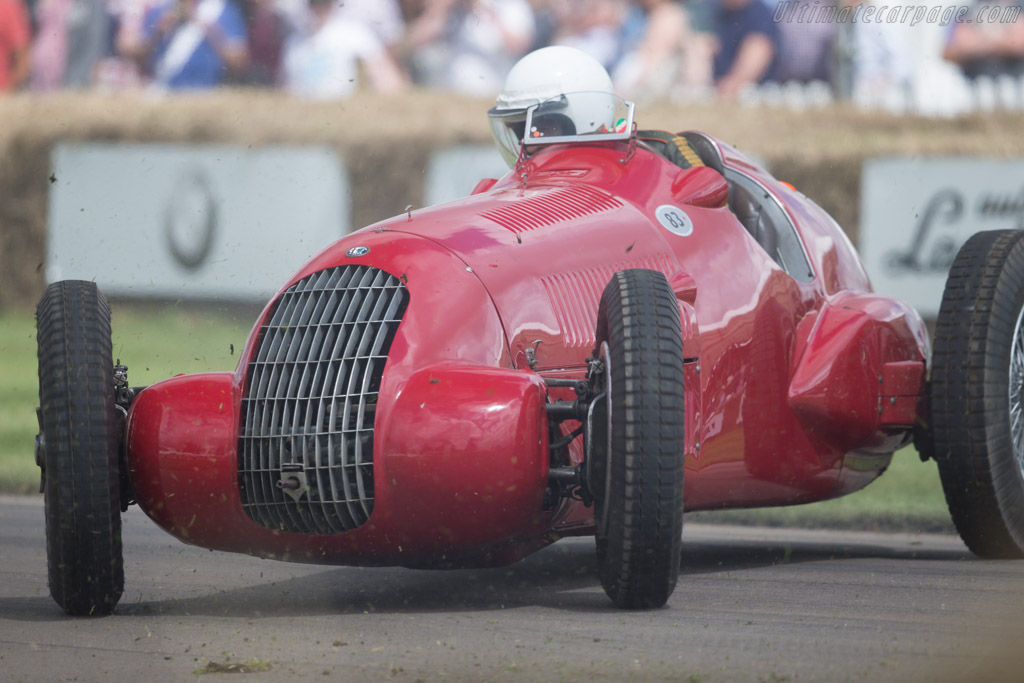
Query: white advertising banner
47,143,350,301
860,158,1024,319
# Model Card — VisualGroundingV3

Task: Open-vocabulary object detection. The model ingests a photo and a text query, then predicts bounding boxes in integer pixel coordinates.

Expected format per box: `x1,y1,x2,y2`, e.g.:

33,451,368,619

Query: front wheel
591,269,685,609
36,280,124,615
931,230,1024,558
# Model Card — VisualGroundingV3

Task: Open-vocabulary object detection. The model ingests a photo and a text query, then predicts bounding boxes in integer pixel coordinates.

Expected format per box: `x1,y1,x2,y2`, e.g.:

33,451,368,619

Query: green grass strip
1,303,253,494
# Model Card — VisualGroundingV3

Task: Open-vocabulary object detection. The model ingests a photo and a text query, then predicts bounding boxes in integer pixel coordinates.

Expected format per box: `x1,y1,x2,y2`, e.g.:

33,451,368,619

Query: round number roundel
655,205,693,237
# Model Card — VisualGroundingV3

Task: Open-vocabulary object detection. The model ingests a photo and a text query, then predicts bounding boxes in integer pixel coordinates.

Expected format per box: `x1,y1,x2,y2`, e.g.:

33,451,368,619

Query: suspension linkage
541,374,597,506
543,377,592,424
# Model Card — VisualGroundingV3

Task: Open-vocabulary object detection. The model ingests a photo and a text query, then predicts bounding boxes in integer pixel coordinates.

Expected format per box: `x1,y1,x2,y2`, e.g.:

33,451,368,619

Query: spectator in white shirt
282,0,406,98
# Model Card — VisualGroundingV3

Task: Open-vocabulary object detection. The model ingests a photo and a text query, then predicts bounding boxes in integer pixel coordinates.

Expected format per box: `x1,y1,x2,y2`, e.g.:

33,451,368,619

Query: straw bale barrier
1,89,1021,310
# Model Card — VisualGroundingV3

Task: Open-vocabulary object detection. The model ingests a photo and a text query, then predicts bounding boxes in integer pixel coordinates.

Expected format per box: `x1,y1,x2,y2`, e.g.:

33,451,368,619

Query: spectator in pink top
944,0,1024,80
31,0,70,89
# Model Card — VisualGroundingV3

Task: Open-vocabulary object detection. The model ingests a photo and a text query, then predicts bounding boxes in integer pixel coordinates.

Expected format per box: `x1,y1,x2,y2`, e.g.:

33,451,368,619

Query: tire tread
37,280,124,615
931,230,1024,558
595,269,685,608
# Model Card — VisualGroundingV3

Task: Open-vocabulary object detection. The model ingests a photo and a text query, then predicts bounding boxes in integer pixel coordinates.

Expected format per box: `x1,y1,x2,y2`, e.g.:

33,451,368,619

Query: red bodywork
125,134,930,567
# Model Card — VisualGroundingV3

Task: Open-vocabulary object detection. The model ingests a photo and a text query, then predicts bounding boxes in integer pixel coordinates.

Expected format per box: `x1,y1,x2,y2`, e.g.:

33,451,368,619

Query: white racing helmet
489,46,622,168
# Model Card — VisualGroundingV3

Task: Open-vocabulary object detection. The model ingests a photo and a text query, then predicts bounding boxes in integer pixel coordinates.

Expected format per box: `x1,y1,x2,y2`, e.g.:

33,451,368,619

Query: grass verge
0,302,256,494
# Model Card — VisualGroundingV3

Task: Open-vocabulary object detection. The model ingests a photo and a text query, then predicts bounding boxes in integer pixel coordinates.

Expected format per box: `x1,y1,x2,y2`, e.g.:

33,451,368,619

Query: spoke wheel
931,230,1024,558
1010,304,1024,481
591,269,685,609
37,280,124,615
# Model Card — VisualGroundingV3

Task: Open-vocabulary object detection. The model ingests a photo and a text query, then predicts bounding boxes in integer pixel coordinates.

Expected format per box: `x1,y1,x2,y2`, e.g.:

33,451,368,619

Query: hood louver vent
481,185,622,234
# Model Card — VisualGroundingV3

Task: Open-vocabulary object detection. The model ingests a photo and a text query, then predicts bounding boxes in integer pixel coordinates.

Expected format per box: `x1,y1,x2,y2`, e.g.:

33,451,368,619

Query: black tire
931,230,1024,558
36,280,124,615
591,269,685,609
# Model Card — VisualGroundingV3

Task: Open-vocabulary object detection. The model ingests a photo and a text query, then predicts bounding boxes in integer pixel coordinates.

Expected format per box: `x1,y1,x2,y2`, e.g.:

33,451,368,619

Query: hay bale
1,90,1021,309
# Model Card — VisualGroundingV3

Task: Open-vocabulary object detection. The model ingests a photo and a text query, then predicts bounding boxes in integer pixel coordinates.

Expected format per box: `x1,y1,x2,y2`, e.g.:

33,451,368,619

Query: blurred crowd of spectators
1,0,1023,107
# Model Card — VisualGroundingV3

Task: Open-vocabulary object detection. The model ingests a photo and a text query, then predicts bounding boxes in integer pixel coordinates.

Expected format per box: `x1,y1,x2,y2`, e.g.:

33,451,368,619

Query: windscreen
523,93,634,148
488,92,635,167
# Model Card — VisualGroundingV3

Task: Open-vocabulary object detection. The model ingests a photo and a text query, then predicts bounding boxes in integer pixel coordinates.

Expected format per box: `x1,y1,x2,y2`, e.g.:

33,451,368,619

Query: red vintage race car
34,95,1024,616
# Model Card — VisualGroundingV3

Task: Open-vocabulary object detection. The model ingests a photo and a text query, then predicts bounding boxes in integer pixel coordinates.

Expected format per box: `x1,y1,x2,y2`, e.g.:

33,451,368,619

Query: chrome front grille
238,266,408,534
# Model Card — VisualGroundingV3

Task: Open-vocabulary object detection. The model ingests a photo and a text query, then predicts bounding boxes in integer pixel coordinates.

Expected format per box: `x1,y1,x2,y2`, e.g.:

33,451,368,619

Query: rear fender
788,292,929,453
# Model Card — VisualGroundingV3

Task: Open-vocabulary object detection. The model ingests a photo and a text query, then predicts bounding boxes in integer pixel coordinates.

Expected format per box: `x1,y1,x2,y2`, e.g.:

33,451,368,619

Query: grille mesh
238,266,408,534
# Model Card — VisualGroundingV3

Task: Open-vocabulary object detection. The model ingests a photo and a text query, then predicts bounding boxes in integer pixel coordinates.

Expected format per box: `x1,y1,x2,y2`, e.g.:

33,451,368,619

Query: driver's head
488,46,617,168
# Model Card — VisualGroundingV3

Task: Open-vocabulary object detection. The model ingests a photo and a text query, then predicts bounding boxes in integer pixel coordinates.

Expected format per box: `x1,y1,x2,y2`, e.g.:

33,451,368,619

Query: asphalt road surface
2,495,1023,682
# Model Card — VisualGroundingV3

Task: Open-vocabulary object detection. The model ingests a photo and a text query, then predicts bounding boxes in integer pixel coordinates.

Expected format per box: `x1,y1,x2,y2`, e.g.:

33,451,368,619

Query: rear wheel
591,269,685,609
931,230,1024,558
36,280,124,615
